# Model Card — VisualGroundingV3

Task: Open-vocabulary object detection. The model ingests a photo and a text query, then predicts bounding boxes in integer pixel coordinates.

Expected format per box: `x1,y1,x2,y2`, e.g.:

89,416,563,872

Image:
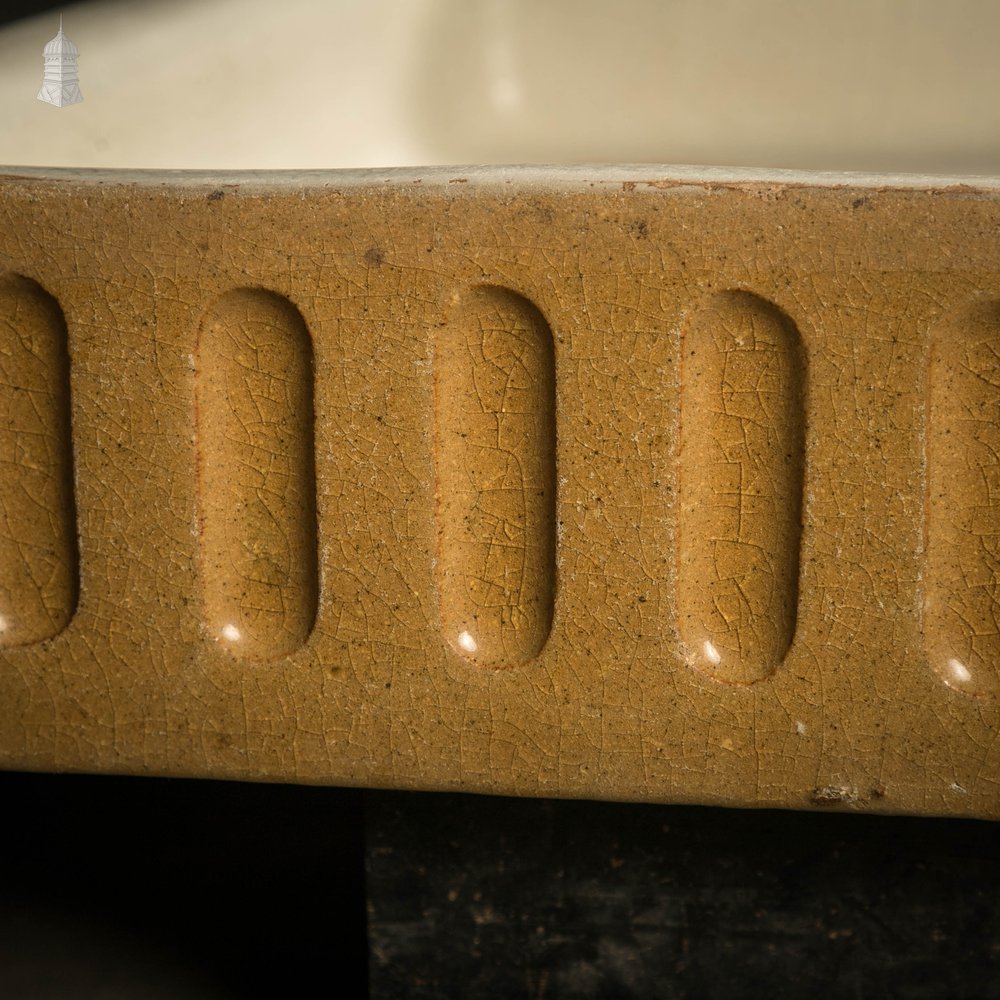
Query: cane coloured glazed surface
0,166,997,819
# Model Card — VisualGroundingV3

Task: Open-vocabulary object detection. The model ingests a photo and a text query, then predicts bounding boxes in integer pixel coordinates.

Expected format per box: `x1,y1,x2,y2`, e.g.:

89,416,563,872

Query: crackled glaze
677,291,805,685
0,273,78,646
195,288,318,659
434,286,556,668
0,169,997,821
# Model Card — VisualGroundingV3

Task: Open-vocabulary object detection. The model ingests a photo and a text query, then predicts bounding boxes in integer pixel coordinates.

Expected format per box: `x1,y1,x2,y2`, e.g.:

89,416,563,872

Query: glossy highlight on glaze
195,288,318,659
0,274,79,646
434,286,556,667
677,290,805,684
925,300,1000,698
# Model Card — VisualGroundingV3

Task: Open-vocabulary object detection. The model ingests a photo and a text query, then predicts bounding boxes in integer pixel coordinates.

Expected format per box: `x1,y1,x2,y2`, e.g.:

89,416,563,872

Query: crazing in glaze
195,288,318,659
0,273,78,646
434,286,556,667
925,299,1000,698
677,290,805,684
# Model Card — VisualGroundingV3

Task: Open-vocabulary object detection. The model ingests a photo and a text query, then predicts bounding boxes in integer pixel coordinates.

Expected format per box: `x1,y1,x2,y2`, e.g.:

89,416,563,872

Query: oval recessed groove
0,273,79,646
196,288,318,659
925,299,1000,699
434,286,556,668
677,290,805,685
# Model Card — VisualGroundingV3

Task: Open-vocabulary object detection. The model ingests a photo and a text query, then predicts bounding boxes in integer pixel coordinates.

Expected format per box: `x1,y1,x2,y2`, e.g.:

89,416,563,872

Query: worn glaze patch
0,273,78,646
195,288,318,659
925,299,1000,699
677,290,805,684
434,286,557,667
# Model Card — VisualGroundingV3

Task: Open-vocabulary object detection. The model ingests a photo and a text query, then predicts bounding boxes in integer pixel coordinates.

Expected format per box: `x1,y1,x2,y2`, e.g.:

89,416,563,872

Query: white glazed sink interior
1,0,999,173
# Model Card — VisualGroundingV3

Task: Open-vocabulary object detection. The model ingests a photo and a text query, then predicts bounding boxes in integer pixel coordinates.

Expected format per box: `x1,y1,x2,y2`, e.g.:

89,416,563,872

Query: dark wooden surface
1,772,998,998
366,792,1000,999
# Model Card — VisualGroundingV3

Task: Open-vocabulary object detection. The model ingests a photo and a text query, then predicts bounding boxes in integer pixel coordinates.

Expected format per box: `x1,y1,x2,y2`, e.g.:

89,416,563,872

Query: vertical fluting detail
677,290,805,684
0,274,79,646
196,288,318,659
925,299,1000,698
434,286,557,667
